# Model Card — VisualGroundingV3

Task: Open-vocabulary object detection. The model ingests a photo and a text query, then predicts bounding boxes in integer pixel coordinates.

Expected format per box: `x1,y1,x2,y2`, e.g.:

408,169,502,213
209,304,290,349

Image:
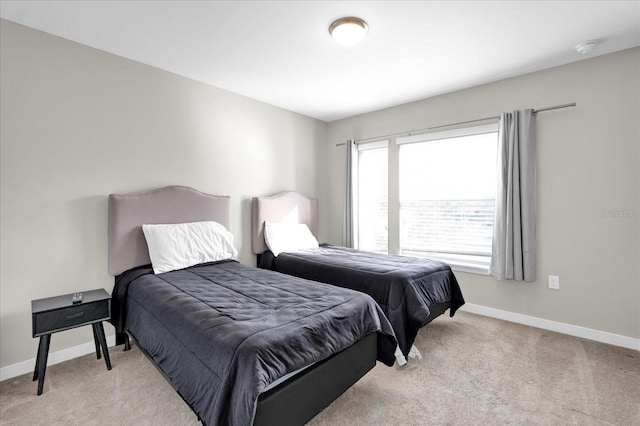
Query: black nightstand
31,288,112,395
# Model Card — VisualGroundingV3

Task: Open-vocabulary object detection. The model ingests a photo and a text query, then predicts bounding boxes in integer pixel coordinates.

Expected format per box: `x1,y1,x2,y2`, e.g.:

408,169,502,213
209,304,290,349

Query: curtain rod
336,102,576,146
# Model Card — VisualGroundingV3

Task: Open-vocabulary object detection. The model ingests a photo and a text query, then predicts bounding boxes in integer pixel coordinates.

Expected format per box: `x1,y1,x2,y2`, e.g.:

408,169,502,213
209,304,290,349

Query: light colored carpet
1,311,638,425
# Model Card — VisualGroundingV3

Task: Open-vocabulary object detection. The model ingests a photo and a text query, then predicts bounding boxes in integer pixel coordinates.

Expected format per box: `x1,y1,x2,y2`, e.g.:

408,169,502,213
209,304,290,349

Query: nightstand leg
93,322,111,370
92,325,102,359
32,337,43,381
36,334,51,395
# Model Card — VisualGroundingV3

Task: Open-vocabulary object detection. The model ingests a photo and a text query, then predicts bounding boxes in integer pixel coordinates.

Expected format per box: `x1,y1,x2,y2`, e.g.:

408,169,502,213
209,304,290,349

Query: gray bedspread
112,260,396,426
259,245,465,358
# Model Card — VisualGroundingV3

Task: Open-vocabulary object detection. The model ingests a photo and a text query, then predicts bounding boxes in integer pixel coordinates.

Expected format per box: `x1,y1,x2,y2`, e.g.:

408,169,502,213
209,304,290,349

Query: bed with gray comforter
258,245,465,359
112,259,397,426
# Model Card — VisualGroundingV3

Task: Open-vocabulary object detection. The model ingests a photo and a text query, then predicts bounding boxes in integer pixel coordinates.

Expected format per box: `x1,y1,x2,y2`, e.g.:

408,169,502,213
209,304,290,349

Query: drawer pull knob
66,312,84,320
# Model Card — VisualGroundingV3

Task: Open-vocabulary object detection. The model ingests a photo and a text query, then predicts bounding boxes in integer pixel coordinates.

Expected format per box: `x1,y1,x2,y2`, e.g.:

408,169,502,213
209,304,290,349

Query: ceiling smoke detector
575,40,599,55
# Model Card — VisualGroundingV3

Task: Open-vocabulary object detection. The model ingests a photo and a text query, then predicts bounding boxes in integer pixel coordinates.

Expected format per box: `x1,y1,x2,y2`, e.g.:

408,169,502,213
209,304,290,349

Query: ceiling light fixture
575,40,599,55
329,17,368,46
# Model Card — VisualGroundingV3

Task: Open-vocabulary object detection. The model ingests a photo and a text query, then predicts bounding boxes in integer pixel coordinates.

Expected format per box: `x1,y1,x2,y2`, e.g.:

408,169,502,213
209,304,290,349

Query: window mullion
388,137,400,255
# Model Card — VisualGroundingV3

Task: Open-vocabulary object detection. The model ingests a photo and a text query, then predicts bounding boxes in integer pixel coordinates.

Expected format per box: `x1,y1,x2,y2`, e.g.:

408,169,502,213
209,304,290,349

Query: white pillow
264,221,319,257
142,221,238,274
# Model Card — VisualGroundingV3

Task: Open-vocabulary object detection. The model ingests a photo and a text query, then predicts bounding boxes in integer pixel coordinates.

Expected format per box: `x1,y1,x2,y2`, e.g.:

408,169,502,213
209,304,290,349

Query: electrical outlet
548,275,560,290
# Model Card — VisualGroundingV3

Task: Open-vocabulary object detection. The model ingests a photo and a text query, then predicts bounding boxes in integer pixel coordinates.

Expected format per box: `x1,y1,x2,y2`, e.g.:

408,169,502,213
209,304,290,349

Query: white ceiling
1,1,639,122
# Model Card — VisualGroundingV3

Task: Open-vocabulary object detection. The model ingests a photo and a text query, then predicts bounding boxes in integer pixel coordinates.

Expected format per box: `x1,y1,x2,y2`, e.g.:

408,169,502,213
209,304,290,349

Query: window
398,124,498,270
356,140,388,252
355,124,498,273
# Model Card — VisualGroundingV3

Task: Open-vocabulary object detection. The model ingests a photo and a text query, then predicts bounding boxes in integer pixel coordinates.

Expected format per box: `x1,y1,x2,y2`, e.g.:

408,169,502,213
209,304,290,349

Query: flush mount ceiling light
329,17,368,46
575,40,599,55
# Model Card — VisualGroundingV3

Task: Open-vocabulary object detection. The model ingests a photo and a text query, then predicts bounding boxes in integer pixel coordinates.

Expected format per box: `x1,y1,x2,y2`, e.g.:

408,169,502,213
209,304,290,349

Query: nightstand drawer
33,300,109,336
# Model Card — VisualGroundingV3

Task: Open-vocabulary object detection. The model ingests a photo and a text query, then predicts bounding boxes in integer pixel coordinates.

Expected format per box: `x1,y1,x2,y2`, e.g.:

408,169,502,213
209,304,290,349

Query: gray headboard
251,191,318,254
108,185,231,276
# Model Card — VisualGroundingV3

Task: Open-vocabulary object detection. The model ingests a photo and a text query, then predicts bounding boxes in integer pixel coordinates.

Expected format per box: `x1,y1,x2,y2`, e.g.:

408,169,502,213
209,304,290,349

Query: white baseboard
460,303,640,351
3,306,638,381
0,335,116,382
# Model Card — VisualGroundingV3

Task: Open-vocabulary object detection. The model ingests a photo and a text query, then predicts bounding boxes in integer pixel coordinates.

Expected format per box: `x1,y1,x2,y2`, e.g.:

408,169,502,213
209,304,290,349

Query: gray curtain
342,139,356,247
490,110,537,281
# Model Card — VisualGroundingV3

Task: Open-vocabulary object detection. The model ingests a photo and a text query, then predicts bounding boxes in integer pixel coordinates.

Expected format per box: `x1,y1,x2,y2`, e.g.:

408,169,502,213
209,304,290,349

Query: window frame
396,123,499,273
354,122,499,275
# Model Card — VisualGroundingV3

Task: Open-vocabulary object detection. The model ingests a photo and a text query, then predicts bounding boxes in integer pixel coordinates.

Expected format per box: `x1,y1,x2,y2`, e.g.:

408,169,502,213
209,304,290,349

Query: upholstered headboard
108,186,231,276
251,192,319,254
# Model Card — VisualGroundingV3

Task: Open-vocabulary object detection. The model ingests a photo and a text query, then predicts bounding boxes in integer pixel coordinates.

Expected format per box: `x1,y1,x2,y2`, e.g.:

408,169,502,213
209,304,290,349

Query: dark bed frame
108,186,378,425
119,328,376,426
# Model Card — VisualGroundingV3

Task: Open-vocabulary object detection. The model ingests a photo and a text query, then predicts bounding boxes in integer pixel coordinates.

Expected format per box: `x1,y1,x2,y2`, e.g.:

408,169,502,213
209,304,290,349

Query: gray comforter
259,245,465,358
112,260,396,426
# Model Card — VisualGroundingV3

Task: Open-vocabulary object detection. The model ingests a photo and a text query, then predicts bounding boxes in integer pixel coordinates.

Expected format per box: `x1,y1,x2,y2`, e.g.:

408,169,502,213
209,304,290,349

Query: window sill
401,250,490,276
449,262,490,276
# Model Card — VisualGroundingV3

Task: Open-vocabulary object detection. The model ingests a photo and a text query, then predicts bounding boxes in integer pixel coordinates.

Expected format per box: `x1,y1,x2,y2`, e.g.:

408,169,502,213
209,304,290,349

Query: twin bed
108,186,396,426
252,191,465,362
108,185,464,425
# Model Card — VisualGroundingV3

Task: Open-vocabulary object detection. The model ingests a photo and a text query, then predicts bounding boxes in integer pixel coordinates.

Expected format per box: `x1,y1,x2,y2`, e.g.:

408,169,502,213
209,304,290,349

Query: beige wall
1,18,638,372
0,20,327,368
326,48,640,340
